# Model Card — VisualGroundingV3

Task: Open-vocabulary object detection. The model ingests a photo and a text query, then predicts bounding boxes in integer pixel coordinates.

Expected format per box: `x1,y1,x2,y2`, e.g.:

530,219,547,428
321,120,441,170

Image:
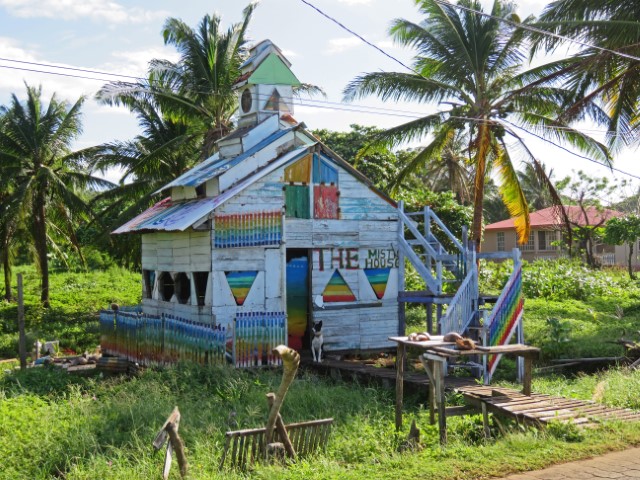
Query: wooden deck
303,357,477,392
458,385,640,427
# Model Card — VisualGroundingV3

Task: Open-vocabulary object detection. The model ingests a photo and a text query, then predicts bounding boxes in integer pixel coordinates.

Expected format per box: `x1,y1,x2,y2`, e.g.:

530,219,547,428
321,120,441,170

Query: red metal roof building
482,206,625,264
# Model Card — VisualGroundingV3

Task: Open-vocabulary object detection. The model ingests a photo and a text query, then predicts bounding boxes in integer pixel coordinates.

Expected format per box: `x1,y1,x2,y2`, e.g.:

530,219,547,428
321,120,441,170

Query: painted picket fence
232,311,287,368
99,309,287,368
99,310,229,366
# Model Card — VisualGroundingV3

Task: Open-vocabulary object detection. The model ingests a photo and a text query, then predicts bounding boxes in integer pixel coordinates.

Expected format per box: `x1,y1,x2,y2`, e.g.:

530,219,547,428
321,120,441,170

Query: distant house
482,206,625,265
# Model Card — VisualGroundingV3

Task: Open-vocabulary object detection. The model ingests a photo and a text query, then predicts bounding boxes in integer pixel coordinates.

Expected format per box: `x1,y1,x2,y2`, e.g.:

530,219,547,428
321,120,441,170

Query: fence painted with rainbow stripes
232,312,287,368
99,310,230,366
99,309,287,368
485,249,524,382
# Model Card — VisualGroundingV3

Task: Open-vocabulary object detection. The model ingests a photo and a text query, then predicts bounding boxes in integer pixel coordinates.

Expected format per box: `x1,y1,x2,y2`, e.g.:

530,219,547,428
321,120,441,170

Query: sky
0,0,638,200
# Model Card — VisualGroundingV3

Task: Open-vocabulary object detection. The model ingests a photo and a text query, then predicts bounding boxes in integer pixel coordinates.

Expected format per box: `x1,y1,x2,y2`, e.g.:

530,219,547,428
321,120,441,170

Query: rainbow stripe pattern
233,312,287,368
322,270,356,302
225,271,258,306
487,265,524,376
99,310,229,366
214,211,282,248
364,268,390,299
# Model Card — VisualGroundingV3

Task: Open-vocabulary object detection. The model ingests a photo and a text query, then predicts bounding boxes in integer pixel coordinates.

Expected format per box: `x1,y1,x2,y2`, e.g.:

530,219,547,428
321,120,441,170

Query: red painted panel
314,185,339,219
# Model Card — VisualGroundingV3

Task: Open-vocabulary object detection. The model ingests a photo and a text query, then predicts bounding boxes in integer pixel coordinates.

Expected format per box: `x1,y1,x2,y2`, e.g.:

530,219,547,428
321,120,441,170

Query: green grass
0,265,141,357
1,260,640,478
1,364,639,480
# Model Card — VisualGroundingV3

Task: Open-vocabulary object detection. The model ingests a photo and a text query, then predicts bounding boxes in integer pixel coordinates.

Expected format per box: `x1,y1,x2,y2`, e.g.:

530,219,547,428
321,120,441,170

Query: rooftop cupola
233,39,301,128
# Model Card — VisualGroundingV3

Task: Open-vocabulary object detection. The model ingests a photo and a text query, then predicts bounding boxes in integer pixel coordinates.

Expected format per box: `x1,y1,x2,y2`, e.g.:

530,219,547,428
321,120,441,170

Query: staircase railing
397,202,468,295
439,250,478,335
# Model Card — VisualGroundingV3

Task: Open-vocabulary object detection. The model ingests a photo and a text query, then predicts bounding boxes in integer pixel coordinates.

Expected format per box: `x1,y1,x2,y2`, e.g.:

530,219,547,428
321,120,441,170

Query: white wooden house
113,40,401,355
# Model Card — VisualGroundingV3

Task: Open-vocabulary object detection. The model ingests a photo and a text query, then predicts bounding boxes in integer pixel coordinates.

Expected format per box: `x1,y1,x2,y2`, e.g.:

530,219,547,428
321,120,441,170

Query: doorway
285,249,309,351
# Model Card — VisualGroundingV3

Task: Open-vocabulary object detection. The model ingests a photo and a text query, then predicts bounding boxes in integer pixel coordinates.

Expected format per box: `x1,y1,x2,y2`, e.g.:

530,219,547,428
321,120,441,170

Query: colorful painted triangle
364,268,390,299
322,270,356,303
225,271,258,306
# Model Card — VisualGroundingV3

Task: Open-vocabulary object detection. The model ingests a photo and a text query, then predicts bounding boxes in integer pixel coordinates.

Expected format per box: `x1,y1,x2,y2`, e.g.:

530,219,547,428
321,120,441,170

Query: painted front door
286,250,308,350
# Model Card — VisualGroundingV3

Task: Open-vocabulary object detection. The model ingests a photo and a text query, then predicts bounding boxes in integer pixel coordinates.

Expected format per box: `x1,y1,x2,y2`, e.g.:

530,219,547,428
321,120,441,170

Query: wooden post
436,305,443,334
395,342,405,431
17,273,26,370
522,356,533,396
436,359,447,445
153,407,187,479
267,393,296,458
426,304,433,335
398,201,406,337
482,402,491,439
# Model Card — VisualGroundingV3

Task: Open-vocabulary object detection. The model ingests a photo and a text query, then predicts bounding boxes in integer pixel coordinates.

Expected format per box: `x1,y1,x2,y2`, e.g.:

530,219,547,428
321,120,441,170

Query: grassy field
1,259,640,479
0,265,141,357
1,363,640,480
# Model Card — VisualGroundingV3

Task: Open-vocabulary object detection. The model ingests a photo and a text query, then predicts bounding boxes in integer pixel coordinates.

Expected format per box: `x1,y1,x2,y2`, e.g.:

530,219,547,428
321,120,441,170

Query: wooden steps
457,385,640,427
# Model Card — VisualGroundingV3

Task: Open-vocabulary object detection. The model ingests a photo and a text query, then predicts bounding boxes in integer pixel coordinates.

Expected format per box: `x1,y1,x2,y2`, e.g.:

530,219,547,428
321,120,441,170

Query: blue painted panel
313,154,339,185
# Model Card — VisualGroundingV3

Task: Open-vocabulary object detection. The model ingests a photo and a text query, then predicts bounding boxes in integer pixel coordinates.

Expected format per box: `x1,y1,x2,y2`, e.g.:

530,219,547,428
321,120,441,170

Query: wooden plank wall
209,150,399,351
141,230,213,323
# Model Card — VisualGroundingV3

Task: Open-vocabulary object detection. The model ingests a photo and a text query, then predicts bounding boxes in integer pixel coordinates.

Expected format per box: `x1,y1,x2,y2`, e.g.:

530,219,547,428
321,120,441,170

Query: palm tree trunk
471,121,491,253
629,243,635,279
2,244,11,302
34,192,50,307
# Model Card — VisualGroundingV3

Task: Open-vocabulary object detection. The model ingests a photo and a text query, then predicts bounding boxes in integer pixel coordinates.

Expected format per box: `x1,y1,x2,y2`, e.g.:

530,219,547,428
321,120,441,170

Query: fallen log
551,357,625,364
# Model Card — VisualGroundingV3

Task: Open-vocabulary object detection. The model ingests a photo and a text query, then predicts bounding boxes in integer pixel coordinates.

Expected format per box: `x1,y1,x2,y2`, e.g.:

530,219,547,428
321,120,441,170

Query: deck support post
395,342,406,431
522,356,533,396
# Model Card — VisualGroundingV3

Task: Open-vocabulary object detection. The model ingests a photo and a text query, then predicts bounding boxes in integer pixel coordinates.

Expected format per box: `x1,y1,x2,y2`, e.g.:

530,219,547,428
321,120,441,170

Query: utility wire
433,0,640,63
2,60,636,141
0,56,143,81
298,0,424,78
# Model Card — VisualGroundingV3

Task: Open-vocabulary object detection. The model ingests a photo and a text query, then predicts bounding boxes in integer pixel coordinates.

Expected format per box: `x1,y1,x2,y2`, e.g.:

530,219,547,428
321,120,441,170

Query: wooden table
389,336,540,444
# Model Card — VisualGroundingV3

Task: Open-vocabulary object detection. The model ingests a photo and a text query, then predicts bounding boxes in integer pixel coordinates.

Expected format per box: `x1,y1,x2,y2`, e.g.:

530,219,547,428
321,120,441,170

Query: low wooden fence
99,309,287,368
233,312,287,368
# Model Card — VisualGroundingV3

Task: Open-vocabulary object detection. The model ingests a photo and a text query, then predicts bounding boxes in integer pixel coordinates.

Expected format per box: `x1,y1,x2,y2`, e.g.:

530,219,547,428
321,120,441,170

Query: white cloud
105,47,180,77
280,49,299,58
375,40,394,49
325,37,361,54
0,0,167,24
0,37,100,102
336,0,373,5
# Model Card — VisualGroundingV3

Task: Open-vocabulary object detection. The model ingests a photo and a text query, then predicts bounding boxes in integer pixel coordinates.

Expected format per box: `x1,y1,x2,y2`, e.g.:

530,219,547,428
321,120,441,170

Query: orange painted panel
284,154,312,183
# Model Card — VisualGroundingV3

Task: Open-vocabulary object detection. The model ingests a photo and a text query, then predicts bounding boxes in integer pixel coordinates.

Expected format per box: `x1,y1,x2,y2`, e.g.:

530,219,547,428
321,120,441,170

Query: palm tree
91,91,200,226
0,84,111,306
344,0,609,250
518,162,555,211
97,4,257,160
531,1,640,149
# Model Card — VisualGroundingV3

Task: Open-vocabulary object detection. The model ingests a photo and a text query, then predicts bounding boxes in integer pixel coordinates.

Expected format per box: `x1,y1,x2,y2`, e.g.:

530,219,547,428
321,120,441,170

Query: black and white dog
311,321,323,363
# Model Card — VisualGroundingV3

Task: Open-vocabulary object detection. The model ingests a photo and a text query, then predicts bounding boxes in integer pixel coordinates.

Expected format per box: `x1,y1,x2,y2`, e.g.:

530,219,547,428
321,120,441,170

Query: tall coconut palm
0,84,111,306
531,0,640,149
97,3,257,160
91,90,200,224
344,0,610,250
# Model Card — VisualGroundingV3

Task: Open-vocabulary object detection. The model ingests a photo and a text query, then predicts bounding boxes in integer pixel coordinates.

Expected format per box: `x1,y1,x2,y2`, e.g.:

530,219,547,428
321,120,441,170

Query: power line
2,59,636,141
0,56,144,81
297,0,424,78
433,0,640,63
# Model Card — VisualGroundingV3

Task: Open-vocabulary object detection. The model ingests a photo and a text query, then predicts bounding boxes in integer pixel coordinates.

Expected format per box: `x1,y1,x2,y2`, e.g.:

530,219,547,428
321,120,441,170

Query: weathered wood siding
141,230,213,323
210,246,285,327
209,147,399,351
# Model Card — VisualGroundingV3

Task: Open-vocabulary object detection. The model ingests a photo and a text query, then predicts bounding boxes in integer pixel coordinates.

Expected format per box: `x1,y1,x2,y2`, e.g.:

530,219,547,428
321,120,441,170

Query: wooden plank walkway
458,385,640,427
303,357,476,392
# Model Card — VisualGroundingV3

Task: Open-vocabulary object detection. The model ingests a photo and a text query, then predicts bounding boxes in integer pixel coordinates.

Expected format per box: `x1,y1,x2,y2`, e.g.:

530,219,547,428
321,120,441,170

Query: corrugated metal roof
113,197,218,234
115,146,312,234
155,126,294,193
485,206,624,231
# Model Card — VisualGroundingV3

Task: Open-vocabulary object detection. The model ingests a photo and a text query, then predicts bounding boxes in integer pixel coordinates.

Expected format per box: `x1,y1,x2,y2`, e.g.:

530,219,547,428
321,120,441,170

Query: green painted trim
248,53,301,86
